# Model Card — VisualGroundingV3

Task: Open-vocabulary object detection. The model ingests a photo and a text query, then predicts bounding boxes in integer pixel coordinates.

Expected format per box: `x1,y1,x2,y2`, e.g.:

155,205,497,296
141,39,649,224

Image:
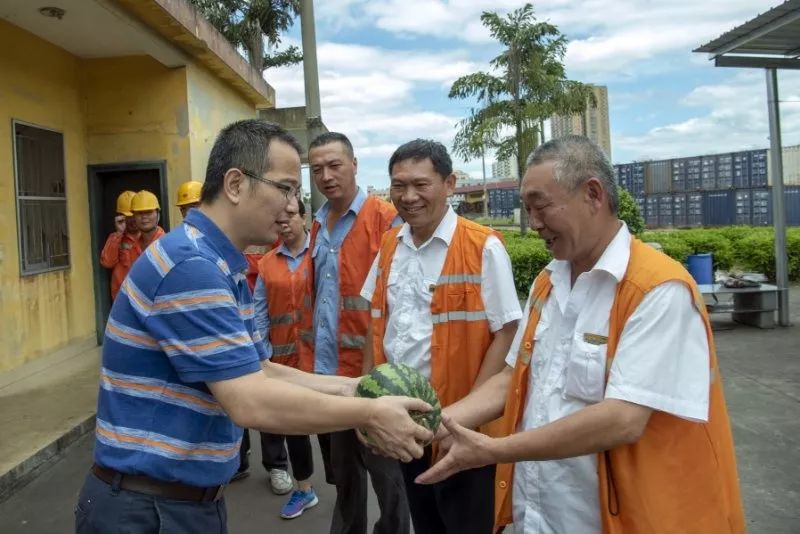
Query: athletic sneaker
269,469,293,495
280,488,319,519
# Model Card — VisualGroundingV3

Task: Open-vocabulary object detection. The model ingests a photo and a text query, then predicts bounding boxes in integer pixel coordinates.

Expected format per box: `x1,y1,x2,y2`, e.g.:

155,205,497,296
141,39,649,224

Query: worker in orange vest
249,199,323,519
100,190,139,300
298,132,407,534
130,190,165,253
175,180,202,219
416,136,744,534
361,139,521,534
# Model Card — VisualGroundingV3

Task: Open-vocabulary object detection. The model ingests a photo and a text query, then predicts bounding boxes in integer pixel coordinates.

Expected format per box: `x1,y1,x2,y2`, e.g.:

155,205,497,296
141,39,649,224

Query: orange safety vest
136,226,165,256
257,245,309,368
370,217,505,434
495,238,745,533
298,196,397,377
245,242,281,292
99,231,140,300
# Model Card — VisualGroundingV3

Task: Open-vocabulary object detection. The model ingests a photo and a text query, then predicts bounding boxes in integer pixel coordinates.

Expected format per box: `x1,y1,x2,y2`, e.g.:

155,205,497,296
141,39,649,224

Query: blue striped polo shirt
94,209,268,487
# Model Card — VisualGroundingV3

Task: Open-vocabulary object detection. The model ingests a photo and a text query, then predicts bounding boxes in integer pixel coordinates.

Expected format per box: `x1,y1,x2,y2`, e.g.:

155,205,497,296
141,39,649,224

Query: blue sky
265,0,800,192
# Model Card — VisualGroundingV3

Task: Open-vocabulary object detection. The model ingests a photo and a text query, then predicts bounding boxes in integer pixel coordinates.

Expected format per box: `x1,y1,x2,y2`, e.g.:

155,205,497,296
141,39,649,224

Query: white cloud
265,41,473,188
614,71,800,162
315,0,781,80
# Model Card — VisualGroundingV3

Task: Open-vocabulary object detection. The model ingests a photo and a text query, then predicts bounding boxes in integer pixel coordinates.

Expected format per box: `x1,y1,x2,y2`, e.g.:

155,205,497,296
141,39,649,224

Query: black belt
92,464,225,502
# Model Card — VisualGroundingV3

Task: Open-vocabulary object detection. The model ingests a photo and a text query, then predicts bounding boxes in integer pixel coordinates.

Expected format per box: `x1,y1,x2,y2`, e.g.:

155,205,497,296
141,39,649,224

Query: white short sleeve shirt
504,223,710,534
361,207,522,379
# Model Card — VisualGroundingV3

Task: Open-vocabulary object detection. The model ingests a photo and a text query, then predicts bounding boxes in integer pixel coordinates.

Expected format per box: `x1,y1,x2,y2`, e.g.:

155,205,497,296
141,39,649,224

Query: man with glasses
298,132,408,534
75,120,432,534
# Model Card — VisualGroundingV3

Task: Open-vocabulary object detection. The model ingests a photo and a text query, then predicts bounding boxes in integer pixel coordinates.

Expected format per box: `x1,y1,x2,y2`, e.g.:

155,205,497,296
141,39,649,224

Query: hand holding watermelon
356,363,442,460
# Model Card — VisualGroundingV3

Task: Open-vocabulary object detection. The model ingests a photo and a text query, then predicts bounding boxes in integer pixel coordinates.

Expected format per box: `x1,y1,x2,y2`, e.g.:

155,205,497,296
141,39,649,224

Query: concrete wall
0,21,95,371
185,62,256,195
82,55,193,225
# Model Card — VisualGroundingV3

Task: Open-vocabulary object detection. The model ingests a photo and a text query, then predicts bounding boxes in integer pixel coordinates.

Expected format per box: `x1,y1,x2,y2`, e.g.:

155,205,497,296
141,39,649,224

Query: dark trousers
327,429,410,534
75,472,227,534
261,432,315,481
239,430,323,483
399,447,496,534
238,429,288,472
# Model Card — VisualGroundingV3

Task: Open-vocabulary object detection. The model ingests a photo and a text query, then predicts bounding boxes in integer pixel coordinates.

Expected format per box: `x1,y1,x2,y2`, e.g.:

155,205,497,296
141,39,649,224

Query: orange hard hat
176,181,203,207
131,190,160,212
116,190,136,216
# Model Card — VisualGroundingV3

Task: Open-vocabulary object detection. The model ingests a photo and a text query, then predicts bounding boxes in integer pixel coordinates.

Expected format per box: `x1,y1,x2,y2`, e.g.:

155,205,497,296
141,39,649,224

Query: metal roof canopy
694,1,800,326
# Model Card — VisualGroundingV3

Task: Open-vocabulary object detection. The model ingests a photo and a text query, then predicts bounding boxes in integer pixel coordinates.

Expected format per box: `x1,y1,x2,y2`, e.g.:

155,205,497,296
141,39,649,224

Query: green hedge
503,226,800,295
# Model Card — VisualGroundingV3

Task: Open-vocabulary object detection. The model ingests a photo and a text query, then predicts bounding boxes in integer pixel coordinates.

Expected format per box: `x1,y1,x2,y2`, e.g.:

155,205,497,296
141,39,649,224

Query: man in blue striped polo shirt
75,120,432,534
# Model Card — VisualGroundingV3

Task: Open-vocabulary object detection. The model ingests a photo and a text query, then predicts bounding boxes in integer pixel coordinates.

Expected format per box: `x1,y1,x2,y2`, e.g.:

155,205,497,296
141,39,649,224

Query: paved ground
0,287,798,533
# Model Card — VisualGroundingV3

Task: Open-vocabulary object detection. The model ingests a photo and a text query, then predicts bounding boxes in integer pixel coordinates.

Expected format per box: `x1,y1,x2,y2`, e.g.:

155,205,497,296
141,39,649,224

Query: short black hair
308,132,354,159
202,119,302,204
297,198,306,218
388,139,453,179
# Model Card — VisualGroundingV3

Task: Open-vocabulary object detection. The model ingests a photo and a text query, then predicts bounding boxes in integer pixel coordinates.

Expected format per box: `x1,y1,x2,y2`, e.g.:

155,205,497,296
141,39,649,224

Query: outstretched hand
363,396,433,462
415,414,497,485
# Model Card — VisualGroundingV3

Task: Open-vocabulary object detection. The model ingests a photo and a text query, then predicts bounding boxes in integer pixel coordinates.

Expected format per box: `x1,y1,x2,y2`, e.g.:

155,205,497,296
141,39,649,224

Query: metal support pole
300,0,325,213
481,150,488,219
766,68,790,326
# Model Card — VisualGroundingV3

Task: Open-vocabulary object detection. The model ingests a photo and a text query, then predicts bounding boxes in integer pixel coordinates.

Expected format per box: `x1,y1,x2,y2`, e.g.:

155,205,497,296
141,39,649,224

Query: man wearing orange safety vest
100,190,139,300
130,190,165,252
416,136,744,534
361,139,521,534
251,199,324,519
176,180,202,219
298,132,408,534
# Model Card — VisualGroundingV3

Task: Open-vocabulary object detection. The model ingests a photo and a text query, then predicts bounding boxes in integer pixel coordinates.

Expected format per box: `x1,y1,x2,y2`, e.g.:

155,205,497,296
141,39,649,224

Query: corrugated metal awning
694,0,800,69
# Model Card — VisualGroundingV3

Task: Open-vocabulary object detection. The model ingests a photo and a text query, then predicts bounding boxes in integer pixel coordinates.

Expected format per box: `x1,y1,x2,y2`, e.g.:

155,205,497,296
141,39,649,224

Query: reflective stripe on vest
270,311,299,326
371,308,382,319
272,343,297,357
342,296,370,311
341,334,366,349
431,310,488,325
437,273,482,285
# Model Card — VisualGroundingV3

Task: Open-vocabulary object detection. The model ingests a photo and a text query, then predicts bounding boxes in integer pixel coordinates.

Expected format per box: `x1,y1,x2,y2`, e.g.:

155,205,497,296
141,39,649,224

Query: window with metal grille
13,121,70,275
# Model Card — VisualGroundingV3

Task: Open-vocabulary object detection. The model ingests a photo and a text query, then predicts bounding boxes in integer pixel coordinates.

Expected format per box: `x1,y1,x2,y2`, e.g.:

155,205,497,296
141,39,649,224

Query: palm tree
189,0,302,72
449,3,595,233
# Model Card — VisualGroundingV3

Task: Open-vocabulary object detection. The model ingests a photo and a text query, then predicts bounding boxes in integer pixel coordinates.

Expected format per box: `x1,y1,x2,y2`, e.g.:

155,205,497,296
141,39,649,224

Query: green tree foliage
449,3,596,233
189,0,301,72
617,187,645,235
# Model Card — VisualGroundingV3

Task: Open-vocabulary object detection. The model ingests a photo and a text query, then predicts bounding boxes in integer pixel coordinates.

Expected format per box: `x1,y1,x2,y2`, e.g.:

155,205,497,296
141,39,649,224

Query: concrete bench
698,283,778,329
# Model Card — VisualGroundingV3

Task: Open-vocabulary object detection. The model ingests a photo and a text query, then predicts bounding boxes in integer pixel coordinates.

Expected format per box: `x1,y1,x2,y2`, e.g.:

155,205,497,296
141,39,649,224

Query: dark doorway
88,162,169,344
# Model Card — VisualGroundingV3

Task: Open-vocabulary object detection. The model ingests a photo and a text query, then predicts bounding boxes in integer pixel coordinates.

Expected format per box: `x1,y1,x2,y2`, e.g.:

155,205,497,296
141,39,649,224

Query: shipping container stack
487,187,520,219
613,144,800,228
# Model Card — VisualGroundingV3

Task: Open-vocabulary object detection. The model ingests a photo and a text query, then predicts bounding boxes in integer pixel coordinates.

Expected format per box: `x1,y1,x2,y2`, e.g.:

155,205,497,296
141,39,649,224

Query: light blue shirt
253,233,310,353
312,187,368,374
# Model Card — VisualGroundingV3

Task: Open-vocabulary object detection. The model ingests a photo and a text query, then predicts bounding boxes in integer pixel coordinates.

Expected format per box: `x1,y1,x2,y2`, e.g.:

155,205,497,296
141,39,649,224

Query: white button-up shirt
361,207,522,379
505,223,711,534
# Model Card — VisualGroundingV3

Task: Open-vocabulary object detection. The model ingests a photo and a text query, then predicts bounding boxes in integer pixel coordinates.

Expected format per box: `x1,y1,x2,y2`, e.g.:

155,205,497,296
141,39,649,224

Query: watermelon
355,363,442,444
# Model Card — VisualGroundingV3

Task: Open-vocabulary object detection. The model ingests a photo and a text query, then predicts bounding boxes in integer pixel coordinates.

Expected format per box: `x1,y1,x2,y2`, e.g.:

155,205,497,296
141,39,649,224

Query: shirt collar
314,187,367,224
185,209,247,274
546,221,631,285
397,206,457,248
277,232,310,259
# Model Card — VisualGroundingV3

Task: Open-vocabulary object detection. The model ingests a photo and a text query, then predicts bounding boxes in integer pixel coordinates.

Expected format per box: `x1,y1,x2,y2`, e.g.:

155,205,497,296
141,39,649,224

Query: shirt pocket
564,336,608,404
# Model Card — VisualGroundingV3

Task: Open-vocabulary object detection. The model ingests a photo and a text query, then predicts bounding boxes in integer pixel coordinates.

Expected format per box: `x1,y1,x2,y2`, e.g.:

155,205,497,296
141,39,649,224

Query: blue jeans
74,472,228,534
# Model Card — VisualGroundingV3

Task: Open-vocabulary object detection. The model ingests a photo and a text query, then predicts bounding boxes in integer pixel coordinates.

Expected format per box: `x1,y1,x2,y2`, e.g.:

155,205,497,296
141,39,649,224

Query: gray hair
526,135,618,215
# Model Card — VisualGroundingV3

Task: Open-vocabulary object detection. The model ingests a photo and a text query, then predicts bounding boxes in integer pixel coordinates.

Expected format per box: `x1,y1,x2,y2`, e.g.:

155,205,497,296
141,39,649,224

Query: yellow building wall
0,21,95,371
82,56,192,225
185,62,257,191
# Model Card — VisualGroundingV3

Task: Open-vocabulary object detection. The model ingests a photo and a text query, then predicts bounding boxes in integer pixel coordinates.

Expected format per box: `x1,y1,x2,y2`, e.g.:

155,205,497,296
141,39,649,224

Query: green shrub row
502,227,800,295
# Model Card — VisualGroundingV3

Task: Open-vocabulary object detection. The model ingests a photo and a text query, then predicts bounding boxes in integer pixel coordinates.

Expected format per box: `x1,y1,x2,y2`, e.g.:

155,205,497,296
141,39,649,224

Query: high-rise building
551,85,612,159
491,155,518,181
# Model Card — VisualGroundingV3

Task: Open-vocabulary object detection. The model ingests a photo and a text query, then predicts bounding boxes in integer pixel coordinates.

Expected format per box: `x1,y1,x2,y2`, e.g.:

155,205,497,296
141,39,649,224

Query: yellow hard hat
116,190,136,217
131,190,160,212
176,181,203,207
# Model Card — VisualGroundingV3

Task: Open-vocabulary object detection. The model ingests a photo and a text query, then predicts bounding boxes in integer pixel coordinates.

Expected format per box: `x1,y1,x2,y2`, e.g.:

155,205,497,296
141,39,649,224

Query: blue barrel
687,253,713,285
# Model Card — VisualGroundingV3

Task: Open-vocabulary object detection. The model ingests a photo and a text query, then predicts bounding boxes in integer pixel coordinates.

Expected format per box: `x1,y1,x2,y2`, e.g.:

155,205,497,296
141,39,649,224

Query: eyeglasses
240,169,301,201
